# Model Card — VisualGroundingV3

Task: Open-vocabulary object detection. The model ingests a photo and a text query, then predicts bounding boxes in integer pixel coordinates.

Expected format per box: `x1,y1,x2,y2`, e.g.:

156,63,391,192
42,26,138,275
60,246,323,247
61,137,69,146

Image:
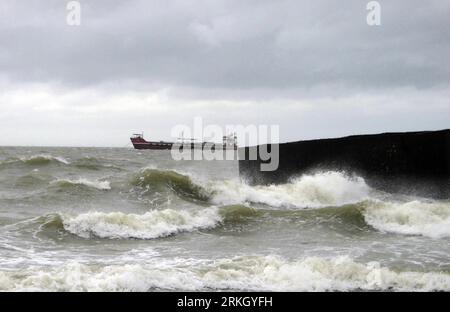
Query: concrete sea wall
238,129,450,199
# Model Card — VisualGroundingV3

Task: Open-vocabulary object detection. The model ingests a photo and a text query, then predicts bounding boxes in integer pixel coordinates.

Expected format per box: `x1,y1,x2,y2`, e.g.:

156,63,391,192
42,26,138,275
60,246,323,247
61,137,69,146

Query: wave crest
0,155,70,168
210,171,370,208
51,178,111,191
22,155,70,166
363,200,450,238
132,169,211,202
61,208,221,239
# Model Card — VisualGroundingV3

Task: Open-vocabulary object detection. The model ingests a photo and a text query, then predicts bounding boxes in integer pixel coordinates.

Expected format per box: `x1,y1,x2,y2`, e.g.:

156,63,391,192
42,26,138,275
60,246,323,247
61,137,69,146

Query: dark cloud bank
0,0,449,146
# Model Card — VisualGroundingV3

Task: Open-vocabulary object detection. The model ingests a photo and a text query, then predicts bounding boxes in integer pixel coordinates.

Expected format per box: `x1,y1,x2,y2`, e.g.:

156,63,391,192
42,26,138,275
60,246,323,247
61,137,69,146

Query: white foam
209,171,370,208
62,208,222,239
52,178,111,190
0,255,448,291
363,200,450,239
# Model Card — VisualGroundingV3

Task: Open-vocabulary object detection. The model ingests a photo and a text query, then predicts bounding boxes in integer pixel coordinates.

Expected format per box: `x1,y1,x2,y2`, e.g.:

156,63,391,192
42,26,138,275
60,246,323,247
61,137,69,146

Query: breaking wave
0,255,448,291
51,178,111,191
216,200,450,239
363,200,450,239
17,205,257,240
127,169,450,239
10,167,450,240
54,201,450,239
209,171,370,208
7,204,364,240
130,169,370,208
58,208,221,239
132,168,211,202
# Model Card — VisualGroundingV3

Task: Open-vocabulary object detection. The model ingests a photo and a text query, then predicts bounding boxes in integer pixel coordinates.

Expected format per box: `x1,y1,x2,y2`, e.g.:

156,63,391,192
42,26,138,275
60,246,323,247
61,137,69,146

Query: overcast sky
0,0,449,146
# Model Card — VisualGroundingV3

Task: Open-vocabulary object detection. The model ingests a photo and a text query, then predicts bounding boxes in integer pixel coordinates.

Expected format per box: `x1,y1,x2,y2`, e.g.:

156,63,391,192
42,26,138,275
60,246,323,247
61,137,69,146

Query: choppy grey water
0,146,449,291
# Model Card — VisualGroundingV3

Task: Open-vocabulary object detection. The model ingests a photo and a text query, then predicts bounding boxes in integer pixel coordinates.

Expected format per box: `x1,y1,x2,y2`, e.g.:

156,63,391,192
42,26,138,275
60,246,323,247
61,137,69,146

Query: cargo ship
130,133,238,150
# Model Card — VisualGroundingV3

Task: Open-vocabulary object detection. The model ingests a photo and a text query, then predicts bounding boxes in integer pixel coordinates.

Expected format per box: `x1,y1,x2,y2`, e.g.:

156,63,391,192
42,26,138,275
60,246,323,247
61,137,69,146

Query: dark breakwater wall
238,129,450,199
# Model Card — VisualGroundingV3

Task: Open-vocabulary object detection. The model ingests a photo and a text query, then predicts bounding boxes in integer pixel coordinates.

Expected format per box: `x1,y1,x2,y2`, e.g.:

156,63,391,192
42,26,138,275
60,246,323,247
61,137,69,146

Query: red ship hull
130,136,173,150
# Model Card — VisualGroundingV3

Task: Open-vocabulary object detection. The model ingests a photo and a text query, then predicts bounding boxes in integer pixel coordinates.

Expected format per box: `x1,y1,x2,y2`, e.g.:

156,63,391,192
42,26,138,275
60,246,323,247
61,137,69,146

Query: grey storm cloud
0,0,449,147
1,0,449,93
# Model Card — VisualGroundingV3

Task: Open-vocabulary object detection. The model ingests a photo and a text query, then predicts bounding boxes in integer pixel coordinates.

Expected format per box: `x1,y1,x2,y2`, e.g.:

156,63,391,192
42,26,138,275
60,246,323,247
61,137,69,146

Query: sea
0,146,449,291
